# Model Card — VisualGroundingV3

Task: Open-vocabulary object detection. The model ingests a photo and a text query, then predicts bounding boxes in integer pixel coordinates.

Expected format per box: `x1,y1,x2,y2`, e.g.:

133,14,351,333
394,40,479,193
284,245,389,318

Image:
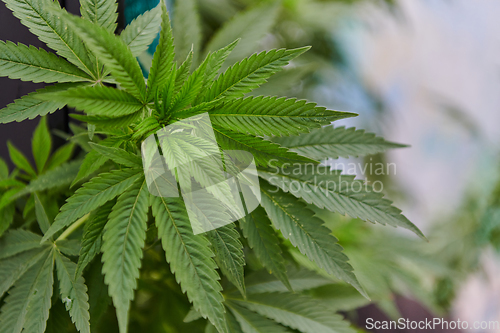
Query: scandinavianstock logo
141,112,261,234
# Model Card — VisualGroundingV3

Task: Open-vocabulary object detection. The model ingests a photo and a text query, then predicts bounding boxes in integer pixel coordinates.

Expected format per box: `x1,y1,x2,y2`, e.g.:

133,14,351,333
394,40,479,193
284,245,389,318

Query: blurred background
2,0,500,332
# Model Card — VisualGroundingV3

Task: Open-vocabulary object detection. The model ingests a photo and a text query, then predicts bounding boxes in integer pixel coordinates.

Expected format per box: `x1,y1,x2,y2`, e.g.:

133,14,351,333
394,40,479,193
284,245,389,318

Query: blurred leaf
204,2,280,65
232,292,354,333
34,193,51,234
13,160,81,199
0,157,9,179
7,141,36,177
272,126,406,161
45,142,74,171
173,0,201,64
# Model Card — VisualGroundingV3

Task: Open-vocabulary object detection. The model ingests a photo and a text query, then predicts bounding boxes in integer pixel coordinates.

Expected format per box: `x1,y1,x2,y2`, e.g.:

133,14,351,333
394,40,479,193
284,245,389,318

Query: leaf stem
56,213,91,241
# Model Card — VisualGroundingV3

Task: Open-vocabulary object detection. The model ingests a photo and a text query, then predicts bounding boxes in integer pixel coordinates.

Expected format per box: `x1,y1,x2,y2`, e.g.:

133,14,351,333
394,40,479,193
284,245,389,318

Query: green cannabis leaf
0,0,424,332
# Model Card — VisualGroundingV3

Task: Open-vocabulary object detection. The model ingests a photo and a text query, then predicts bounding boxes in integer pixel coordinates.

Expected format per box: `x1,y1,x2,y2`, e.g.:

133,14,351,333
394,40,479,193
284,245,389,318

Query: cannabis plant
0,0,424,332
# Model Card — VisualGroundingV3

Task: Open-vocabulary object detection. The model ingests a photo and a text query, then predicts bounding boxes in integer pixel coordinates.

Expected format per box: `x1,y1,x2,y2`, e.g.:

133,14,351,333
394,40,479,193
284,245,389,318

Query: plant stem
56,213,91,241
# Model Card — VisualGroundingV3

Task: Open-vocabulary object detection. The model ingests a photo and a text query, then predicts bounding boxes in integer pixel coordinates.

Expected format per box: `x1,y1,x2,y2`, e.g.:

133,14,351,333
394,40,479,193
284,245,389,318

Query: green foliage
54,252,91,333
243,267,331,294
0,1,427,332
7,142,36,177
201,48,309,103
209,96,356,136
76,200,114,277
42,168,142,242
88,143,142,168
32,117,51,173
204,2,280,64
0,251,54,333
61,11,146,99
79,0,117,33
227,302,289,333
120,4,161,57
71,136,124,186
13,160,81,198
239,208,291,291
2,0,96,78
45,141,74,170
207,224,246,297
39,86,143,117
34,194,51,234
151,196,227,333
214,126,316,167
172,0,201,64
102,178,148,332
0,229,43,260
0,83,83,124
272,125,408,160
260,182,366,297
0,41,92,83
258,167,424,238
230,293,354,333
146,1,175,102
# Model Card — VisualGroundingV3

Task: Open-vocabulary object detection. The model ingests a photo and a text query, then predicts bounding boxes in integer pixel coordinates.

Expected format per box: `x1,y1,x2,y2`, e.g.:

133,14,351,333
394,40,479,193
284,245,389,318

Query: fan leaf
34,193,51,235
201,47,309,103
243,267,332,294
2,0,96,77
0,249,48,299
55,252,91,333
146,0,175,102
0,229,42,260
32,117,52,174
7,142,36,176
258,167,424,238
0,83,85,124
259,182,366,297
210,96,356,137
207,224,246,297
61,12,147,101
232,292,354,333
120,4,161,57
272,126,407,160
239,207,291,291
79,0,118,33
0,41,92,83
76,200,115,277
12,160,81,200
227,302,289,333
71,137,124,187
88,143,142,168
151,196,228,333
213,126,317,167
102,178,149,333
192,40,238,105
0,249,54,333
38,85,143,117
42,168,142,242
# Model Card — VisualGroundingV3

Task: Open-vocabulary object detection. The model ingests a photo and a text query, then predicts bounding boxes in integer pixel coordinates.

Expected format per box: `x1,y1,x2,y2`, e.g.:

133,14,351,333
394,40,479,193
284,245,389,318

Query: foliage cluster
0,0,430,332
